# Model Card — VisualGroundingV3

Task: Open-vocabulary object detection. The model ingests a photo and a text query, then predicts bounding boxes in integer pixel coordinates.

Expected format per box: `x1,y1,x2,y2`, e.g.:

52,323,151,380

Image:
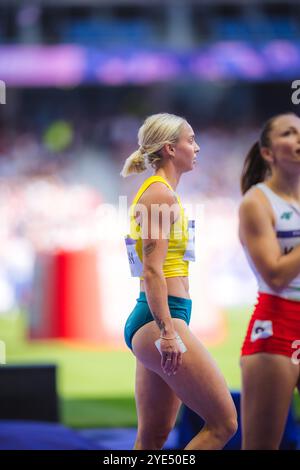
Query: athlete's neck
266,172,300,203
155,167,181,191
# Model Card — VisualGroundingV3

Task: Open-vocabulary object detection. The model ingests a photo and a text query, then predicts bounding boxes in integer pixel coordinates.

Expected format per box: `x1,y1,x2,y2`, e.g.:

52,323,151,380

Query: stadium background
0,0,300,444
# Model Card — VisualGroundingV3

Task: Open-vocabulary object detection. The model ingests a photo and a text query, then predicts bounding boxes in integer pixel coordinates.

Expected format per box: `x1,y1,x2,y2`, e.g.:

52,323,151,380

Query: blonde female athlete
240,113,300,449
121,113,237,450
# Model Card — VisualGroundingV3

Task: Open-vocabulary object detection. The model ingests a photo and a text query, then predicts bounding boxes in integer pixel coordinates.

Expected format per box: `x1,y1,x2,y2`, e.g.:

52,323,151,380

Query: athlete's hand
160,337,183,375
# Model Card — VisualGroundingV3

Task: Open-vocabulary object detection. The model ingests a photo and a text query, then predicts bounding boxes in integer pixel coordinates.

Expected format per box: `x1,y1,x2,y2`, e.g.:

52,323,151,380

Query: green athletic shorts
124,291,192,350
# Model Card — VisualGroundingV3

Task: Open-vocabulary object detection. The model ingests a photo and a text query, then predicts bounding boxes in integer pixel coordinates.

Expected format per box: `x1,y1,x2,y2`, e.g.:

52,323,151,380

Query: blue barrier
177,391,300,450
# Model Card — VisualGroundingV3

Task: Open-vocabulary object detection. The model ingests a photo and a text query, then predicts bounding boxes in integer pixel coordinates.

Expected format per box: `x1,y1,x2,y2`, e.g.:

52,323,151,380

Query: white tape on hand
154,333,187,355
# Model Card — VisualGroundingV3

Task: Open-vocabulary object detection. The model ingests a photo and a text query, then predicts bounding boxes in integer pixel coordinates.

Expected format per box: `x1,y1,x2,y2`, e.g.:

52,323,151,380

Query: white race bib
183,220,196,262
125,236,143,277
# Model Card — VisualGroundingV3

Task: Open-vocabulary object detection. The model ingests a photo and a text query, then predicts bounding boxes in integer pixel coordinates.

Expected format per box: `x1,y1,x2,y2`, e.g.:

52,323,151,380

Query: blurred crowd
0,101,262,314
0,112,256,200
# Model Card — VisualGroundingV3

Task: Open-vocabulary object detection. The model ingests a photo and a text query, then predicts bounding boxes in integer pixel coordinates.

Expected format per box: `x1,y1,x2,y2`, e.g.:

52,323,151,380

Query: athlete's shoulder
239,186,274,229
240,185,272,215
139,180,177,207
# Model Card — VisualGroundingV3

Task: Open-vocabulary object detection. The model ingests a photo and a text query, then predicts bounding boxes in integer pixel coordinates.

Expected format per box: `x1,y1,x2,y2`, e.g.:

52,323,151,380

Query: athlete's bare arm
139,183,179,337
239,188,300,290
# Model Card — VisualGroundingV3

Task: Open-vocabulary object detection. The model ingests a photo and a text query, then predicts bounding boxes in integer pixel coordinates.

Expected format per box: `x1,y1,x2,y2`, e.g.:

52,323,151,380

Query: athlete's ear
164,143,176,159
260,146,274,165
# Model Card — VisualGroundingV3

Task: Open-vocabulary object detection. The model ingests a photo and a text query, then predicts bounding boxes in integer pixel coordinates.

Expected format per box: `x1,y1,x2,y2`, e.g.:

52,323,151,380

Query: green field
1,307,299,428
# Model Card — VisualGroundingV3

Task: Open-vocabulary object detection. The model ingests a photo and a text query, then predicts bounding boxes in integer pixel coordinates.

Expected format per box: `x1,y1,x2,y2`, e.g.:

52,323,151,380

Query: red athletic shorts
241,293,300,359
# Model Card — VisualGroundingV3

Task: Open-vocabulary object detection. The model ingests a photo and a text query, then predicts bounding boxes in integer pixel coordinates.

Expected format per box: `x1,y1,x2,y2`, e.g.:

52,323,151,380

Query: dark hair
240,113,297,195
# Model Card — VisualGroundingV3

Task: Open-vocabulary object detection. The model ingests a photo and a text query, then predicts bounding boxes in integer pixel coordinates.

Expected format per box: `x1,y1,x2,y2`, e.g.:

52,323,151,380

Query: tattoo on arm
152,313,166,334
143,241,157,256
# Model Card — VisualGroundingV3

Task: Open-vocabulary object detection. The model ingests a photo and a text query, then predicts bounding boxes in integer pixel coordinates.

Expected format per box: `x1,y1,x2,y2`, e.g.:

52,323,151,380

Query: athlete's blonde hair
120,113,187,177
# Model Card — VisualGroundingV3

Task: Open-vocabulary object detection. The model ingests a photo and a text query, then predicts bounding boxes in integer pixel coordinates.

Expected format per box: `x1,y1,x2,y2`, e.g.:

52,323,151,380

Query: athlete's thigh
135,358,182,432
132,319,236,426
241,353,299,449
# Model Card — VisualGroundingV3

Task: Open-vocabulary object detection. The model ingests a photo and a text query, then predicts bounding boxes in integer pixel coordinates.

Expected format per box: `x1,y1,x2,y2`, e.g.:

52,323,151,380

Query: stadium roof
1,0,299,6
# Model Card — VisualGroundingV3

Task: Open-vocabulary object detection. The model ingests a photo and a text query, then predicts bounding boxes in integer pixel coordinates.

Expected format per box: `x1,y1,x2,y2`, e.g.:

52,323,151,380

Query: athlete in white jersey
239,113,300,450
245,182,300,301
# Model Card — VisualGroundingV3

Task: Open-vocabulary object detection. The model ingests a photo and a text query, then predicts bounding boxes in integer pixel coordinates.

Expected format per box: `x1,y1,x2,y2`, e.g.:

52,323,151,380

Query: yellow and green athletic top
125,175,195,279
